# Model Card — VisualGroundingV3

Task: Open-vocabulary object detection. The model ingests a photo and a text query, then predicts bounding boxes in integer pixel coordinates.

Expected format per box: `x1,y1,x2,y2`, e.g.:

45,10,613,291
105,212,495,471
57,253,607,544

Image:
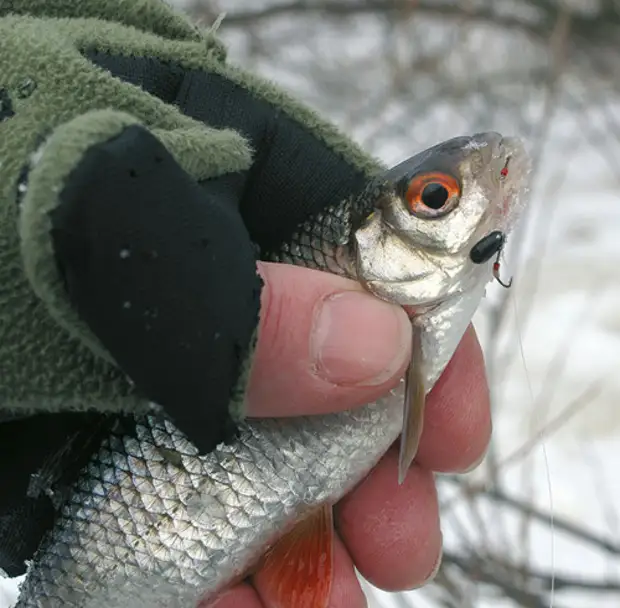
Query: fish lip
498,135,530,173
494,134,531,228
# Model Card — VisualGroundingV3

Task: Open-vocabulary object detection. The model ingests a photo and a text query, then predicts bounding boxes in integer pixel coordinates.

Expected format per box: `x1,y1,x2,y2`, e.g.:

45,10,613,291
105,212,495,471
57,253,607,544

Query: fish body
15,133,530,607
16,396,405,607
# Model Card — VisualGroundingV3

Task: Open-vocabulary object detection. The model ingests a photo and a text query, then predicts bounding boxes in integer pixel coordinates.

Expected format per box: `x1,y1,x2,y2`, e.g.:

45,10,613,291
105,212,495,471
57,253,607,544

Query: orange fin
253,505,334,608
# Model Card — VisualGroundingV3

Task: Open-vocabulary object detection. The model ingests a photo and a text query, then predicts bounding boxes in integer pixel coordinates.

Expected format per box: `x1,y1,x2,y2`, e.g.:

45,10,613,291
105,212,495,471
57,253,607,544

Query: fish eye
405,172,461,219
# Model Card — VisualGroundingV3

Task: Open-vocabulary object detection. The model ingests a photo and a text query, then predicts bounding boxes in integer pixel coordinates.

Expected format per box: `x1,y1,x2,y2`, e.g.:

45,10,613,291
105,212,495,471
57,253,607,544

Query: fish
14,131,531,608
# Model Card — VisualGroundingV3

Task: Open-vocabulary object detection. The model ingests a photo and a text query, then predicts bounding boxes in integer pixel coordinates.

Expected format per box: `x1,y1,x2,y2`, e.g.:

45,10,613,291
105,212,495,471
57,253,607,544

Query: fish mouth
498,136,530,179
494,135,531,232
499,136,529,174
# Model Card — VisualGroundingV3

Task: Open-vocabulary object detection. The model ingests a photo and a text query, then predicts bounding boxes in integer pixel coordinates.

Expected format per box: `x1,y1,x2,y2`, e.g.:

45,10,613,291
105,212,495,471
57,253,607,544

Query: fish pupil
421,183,449,209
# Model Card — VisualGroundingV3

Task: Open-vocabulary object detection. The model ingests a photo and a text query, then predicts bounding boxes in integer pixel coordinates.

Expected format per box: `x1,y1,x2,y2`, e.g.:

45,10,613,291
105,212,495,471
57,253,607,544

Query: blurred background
3,0,620,607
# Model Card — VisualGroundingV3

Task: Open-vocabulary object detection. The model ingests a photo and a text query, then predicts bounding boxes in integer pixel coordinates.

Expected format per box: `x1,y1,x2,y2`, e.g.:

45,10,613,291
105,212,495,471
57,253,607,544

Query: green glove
0,0,381,575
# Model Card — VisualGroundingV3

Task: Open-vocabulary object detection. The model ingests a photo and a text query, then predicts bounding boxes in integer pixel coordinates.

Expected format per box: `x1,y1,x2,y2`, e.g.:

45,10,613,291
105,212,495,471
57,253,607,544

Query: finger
247,262,411,418
415,325,492,473
200,582,262,607
335,447,442,592
328,536,368,608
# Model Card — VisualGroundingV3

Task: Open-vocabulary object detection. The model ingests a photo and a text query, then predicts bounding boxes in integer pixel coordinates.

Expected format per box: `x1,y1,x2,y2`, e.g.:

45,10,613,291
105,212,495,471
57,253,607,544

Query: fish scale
270,181,387,274
17,396,404,607
14,132,531,607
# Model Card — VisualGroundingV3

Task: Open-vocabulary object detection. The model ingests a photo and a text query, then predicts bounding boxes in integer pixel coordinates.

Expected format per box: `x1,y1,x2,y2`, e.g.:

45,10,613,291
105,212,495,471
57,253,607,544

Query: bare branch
445,477,620,558
444,549,620,601
442,551,556,608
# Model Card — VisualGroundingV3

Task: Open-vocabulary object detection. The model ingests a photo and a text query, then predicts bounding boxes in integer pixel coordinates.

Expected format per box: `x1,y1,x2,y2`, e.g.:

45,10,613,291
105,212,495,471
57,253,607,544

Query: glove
0,0,382,576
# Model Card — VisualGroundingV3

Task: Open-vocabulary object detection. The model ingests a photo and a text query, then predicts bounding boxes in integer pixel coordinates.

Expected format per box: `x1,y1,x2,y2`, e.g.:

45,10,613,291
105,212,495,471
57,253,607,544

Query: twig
444,477,620,557
443,551,556,608
444,549,620,601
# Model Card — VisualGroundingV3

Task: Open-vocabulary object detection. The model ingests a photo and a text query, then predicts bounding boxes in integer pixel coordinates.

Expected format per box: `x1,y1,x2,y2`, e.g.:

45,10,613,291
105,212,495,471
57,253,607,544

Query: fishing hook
493,250,513,288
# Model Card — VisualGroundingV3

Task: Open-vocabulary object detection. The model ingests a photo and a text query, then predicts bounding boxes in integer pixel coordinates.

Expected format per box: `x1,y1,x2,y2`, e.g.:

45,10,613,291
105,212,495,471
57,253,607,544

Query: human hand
204,262,491,607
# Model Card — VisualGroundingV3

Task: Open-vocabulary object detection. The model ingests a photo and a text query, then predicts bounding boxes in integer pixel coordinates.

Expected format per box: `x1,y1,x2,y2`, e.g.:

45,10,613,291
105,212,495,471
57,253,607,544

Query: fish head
354,132,531,482
354,131,531,307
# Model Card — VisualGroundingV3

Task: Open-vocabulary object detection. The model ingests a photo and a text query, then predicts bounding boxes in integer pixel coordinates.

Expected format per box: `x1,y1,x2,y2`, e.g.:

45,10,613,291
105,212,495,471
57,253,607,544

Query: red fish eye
405,172,461,218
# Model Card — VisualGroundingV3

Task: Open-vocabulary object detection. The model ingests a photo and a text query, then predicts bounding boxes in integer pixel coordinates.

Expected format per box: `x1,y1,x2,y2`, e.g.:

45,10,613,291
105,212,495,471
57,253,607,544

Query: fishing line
510,288,556,608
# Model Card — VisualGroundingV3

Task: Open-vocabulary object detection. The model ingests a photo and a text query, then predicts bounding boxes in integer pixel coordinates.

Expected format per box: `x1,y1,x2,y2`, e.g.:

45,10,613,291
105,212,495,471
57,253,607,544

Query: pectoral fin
398,325,426,485
254,504,334,608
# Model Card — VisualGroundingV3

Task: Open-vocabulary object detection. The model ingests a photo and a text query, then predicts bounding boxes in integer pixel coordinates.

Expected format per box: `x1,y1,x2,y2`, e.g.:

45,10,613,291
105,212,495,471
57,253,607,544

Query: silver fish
15,132,530,608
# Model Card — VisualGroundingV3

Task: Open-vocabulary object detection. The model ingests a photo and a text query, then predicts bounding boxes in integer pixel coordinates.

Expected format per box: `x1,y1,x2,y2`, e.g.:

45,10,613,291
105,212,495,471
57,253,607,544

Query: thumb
246,262,412,418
